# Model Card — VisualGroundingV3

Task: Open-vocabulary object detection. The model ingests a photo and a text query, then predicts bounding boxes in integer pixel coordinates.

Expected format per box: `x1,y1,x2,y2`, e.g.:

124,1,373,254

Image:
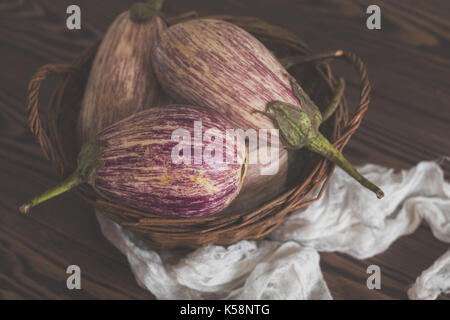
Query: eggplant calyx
259,101,384,199
76,140,108,185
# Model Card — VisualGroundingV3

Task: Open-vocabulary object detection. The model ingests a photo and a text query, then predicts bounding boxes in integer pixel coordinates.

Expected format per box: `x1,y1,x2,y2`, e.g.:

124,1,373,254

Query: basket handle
335,51,371,146
26,64,77,160
290,52,372,211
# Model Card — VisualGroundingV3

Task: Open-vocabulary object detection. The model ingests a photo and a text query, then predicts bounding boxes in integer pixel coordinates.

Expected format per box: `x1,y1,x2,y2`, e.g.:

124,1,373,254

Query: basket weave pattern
25,13,371,249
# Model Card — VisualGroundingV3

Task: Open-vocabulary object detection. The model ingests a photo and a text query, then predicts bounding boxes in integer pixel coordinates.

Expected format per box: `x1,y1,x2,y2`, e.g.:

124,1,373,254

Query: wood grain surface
0,0,449,300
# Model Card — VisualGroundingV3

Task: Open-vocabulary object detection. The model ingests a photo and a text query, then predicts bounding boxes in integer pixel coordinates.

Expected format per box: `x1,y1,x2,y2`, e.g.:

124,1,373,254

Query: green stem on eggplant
259,101,384,199
129,0,165,23
19,141,107,214
19,174,83,214
307,132,384,199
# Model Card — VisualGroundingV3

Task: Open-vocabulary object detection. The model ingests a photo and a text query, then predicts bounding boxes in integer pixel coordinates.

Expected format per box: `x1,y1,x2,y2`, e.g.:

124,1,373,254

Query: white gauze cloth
407,249,450,300
96,161,450,299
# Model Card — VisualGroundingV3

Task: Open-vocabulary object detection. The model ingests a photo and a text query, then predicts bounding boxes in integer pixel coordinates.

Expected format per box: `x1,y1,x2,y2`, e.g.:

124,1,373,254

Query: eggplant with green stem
152,19,384,199
21,106,247,217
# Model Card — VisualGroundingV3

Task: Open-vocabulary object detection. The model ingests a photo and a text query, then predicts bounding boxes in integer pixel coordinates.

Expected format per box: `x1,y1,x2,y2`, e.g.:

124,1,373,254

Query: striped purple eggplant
78,1,167,144
151,19,301,210
151,18,384,200
20,105,247,218
152,19,304,131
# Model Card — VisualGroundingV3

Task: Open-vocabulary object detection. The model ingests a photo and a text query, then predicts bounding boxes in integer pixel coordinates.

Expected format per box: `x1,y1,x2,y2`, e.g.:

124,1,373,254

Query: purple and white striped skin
78,11,167,144
93,105,246,217
152,19,302,131
152,19,300,211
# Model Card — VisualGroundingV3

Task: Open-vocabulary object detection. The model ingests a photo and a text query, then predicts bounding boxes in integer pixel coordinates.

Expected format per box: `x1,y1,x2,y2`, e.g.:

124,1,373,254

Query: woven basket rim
25,12,371,249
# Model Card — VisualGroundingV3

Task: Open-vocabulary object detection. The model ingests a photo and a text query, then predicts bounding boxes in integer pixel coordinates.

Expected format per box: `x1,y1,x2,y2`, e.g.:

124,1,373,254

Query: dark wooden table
1,0,449,300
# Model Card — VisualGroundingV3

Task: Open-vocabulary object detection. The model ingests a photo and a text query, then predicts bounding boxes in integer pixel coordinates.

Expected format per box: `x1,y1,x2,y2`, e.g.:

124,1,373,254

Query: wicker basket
25,12,371,249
